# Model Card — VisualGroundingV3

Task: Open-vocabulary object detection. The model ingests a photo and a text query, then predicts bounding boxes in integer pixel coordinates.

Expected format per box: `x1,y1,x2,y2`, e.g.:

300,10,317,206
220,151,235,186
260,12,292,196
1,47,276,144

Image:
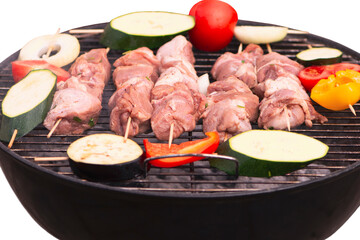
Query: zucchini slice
0,69,56,142
68,134,144,180
296,47,343,67
100,11,195,50
210,130,329,177
234,26,288,44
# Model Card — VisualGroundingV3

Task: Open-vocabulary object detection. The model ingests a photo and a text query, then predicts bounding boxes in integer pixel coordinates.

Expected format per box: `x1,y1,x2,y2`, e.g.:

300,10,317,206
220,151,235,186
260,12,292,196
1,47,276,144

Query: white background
0,0,359,239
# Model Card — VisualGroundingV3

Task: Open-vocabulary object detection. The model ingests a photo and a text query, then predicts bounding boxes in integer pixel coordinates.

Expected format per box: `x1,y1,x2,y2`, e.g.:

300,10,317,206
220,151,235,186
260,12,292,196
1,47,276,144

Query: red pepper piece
11,60,70,83
143,132,220,168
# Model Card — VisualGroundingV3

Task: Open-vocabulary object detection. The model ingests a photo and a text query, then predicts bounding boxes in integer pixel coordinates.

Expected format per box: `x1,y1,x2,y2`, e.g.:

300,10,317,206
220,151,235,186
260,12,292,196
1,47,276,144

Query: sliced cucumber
234,26,288,44
100,11,195,50
210,130,329,177
296,47,343,67
68,134,144,180
0,69,56,142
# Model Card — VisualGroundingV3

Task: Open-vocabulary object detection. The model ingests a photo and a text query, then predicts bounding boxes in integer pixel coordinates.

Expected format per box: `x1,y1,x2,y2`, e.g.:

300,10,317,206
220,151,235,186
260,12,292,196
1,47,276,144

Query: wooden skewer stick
266,43,272,53
223,132,229,142
284,107,291,131
69,29,104,34
45,28,61,58
47,118,62,138
287,29,309,35
124,116,132,142
67,28,310,36
8,129,17,148
237,43,243,54
34,156,69,161
349,104,357,116
168,123,174,149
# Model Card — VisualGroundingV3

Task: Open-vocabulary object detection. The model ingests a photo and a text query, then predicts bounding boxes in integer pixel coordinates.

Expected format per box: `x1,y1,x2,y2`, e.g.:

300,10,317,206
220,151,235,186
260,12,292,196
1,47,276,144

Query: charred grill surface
1,22,360,195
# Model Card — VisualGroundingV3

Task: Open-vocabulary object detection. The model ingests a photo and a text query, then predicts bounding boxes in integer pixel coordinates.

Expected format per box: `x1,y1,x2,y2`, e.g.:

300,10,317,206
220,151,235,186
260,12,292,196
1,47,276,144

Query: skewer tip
349,104,356,116
8,129,18,148
168,123,174,149
124,116,132,143
284,107,291,131
47,118,62,138
237,43,243,54
266,43,272,53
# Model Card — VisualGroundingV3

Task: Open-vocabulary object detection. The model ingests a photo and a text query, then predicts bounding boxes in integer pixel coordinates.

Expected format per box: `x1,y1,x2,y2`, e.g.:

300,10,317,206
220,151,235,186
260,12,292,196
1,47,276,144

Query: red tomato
298,63,360,91
189,0,238,52
11,60,70,83
298,65,333,91
332,63,360,73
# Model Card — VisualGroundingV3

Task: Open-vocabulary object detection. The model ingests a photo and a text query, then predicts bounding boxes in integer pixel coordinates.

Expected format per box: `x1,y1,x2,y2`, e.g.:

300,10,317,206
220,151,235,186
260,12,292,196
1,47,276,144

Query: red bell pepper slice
11,60,70,83
143,131,220,168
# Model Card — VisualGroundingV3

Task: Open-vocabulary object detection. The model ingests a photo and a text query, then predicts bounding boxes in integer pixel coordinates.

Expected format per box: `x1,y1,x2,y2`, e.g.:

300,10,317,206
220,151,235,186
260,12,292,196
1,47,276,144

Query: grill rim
1,140,359,199
1,20,360,199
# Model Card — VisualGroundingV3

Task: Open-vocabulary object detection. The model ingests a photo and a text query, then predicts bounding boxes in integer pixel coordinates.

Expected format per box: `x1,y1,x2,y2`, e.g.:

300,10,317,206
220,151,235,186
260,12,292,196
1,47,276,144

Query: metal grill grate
1,21,360,195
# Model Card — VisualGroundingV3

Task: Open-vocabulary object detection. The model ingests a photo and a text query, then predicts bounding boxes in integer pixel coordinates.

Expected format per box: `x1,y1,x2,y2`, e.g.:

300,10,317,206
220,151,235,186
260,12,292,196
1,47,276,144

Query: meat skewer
151,35,206,145
255,44,328,130
44,48,111,135
108,47,159,139
211,43,263,89
202,76,260,142
203,44,262,142
265,44,291,131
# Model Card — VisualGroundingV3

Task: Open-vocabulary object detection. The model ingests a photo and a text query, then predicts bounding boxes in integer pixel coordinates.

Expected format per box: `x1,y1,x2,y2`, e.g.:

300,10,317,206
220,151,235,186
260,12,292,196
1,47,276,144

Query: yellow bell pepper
311,69,360,111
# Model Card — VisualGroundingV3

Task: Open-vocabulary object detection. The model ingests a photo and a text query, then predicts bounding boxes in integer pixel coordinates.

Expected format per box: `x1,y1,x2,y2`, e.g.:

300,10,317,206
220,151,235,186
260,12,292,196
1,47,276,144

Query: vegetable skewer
304,44,357,116
6,27,62,145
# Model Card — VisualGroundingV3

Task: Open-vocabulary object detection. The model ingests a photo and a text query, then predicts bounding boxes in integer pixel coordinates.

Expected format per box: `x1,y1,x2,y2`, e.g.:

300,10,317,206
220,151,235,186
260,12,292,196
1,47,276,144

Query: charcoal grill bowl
0,20,360,240
1,142,360,240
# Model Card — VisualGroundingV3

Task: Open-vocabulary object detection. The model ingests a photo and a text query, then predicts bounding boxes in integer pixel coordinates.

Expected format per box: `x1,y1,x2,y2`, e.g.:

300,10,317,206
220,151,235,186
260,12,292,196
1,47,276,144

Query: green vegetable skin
100,11,195,50
296,47,343,67
0,69,56,142
210,130,329,177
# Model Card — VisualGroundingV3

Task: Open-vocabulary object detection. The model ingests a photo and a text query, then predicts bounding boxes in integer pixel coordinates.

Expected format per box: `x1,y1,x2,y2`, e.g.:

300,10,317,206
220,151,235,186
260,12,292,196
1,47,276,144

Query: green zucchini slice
210,130,329,177
234,26,288,44
296,47,343,67
67,134,144,180
0,69,56,142
100,11,195,50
